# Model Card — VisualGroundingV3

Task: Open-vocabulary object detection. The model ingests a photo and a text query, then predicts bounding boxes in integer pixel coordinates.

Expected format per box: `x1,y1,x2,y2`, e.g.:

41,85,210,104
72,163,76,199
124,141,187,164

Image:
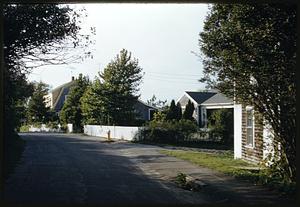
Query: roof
136,99,159,110
185,91,233,105
51,80,76,111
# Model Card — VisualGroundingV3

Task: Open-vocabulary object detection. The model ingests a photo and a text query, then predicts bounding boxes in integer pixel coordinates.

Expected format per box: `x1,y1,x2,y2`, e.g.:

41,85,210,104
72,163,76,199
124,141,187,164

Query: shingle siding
241,105,264,163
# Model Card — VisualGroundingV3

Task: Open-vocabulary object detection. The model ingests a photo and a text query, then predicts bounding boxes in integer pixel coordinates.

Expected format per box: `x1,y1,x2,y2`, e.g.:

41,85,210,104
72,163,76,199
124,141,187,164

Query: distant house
177,90,234,127
134,100,158,121
44,77,76,114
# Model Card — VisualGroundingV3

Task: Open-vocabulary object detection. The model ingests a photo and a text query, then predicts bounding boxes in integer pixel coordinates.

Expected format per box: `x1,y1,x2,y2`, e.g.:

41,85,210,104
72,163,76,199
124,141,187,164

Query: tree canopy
60,74,90,132
199,4,296,182
81,49,144,126
4,4,94,136
26,81,50,124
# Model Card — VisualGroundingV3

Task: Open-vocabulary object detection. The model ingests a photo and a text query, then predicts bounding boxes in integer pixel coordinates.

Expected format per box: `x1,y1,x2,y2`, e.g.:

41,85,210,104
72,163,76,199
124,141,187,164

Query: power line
147,71,201,77
147,74,200,81
146,77,202,85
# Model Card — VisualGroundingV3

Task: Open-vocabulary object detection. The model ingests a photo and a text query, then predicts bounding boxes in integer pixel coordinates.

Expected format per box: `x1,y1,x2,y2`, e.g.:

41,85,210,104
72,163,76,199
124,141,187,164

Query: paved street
4,133,294,205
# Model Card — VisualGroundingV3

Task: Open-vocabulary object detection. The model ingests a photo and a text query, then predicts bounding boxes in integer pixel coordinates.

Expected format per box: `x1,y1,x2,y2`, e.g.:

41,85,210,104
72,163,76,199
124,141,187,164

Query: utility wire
147,71,201,77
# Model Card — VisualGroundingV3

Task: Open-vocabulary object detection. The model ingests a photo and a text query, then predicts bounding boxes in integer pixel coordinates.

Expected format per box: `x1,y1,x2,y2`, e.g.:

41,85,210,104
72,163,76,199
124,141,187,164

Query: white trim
148,109,155,120
234,104,242,158
205,105,234,109
201,102,234,106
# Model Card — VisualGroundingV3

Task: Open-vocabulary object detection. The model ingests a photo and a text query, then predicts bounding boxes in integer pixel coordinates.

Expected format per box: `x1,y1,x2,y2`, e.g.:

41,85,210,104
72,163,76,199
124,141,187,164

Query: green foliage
182,100,195,121
166,100,181,121
175,172,187,188
176,102,182,120
199,4,296,182
207,109,233,145
152,111,167,122
4,4,92,179
81,49,143,126
26,81,50,123
60,74,90,132
162,149,295,197
134,119,198,144
19,125,30,132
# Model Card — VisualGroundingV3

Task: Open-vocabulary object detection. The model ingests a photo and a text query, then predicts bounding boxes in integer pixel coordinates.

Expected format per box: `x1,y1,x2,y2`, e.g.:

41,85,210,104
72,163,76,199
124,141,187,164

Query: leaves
199,4,296,182
81,49,144,126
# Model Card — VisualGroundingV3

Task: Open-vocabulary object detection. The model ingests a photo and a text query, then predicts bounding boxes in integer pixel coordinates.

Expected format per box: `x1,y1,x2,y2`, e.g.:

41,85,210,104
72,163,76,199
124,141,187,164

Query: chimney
71,76,75,81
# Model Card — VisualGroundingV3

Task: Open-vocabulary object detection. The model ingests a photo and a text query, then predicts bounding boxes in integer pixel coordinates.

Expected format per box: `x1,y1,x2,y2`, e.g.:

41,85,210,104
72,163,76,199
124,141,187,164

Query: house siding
241,105,264,163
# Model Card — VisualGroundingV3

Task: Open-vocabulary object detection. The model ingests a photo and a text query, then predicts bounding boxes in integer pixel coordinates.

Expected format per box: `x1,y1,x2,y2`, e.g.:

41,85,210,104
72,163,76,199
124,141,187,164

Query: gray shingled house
44,77,76,114
177,90,234,127
134,100,158,121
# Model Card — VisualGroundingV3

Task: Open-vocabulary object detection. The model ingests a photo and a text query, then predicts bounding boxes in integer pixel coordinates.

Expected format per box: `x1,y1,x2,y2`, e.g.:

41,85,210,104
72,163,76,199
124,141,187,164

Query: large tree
81,49,144,126
199,4,296,182
3,4,94,179
4,4,94,135
26,81,50,124
59,74,90,132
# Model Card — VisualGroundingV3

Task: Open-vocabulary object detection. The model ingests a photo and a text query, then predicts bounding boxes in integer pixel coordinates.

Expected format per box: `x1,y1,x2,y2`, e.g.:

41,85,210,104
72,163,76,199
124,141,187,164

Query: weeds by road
160,149,296,198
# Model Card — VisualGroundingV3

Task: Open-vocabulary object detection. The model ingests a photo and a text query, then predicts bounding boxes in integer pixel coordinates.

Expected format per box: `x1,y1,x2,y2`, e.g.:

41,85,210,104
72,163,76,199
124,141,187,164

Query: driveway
3,133,294,205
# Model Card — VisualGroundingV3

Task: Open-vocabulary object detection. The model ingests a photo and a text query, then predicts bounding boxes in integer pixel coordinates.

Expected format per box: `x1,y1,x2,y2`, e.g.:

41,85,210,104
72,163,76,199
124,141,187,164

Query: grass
133,140,233,150
160,149,296,197
160,149,257,175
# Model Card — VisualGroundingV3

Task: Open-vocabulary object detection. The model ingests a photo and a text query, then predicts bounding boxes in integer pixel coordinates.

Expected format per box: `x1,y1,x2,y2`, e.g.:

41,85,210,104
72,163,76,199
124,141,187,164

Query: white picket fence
84,125,143,141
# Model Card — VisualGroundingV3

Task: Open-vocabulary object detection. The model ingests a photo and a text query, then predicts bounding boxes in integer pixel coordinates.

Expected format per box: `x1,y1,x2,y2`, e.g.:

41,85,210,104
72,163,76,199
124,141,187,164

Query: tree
207,109,233,146
147,95,167,109
60,74,90,132
182,100,195,121
166,100,180,121
176,102,182,120
81,49,143,126
199,4,296,182
4,4,94,135
26,81,50,123
3,5,93,178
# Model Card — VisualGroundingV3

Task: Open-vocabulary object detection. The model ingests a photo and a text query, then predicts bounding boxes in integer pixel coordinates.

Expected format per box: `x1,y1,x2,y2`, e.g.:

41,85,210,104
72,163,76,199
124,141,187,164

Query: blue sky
27,3,210,103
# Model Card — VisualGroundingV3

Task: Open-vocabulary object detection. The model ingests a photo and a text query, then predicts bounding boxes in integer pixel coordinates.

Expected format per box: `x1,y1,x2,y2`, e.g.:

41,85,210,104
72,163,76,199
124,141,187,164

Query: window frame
245,106,255,148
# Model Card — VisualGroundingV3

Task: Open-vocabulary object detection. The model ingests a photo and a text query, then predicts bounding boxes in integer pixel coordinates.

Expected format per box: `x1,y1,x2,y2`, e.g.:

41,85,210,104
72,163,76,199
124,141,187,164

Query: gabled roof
202,92,233,105
185,91,233,105
136,99,159,110
51,80,76,111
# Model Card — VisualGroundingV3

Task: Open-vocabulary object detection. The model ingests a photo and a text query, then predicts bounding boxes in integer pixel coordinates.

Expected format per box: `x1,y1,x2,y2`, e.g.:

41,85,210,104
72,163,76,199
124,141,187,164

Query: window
246,107,254,147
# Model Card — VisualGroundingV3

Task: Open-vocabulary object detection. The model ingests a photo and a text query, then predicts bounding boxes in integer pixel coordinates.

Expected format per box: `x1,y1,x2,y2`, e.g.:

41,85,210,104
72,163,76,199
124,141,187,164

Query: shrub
19,125,30,132
46,121,59,129
133,119,198,144
207,108,233,145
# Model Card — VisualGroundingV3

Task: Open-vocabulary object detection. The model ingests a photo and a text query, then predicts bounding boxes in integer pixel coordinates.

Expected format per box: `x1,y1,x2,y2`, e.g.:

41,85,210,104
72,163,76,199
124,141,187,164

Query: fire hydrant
107,130,111,141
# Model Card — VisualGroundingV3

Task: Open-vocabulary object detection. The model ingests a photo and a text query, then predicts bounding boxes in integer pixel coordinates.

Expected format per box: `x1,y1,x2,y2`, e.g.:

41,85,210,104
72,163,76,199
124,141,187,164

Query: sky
27,3,210,103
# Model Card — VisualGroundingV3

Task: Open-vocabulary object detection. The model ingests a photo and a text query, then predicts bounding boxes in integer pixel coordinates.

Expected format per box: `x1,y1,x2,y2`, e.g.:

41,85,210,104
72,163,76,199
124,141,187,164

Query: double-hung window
246,107,254,147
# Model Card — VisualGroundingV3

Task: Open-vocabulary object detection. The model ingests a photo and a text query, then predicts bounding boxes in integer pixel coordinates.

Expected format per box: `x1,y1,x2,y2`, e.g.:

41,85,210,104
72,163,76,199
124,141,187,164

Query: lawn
160,149,258,176
160,149,296,197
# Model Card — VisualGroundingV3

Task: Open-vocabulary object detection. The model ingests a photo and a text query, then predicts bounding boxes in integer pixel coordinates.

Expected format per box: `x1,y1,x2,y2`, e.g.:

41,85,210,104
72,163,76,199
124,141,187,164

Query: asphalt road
3,133,211,205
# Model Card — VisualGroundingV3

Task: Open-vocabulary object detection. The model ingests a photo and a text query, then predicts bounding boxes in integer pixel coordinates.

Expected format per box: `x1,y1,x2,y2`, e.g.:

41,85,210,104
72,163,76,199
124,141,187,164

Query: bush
46,121,59,129
207,108,233,145
19,125,30,132
133,119,198,144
